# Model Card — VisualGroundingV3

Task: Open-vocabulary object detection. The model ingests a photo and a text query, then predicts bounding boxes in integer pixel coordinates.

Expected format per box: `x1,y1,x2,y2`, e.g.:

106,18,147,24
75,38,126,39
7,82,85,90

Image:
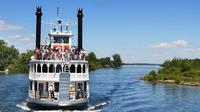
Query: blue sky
0,0,200,63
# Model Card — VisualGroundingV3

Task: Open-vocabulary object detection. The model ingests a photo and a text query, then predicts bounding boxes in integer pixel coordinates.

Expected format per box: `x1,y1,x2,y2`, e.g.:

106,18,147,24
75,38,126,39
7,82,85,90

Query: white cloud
0,20,23,31
183,48,200,52
150,40,188,48
173,40,188,47
151,42,174,48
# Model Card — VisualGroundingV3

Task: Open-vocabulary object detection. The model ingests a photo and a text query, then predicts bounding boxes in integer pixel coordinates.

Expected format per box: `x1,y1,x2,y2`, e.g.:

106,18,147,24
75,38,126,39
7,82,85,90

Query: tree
0,40,19,70
100,57,112,67
87,52,101,71
7,50,34,73
87,52,97,61
112,54,123,68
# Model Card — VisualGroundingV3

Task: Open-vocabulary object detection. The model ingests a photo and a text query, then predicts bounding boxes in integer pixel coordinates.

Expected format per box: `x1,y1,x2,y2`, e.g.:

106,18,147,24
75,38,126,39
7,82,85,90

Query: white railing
29,72,89,81
29,73,59,81
29,90,59,100
70,73,89,81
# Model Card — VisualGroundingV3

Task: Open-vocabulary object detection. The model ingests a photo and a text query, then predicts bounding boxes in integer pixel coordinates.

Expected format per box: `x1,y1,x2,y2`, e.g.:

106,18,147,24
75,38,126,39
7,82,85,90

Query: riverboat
27,7,89,108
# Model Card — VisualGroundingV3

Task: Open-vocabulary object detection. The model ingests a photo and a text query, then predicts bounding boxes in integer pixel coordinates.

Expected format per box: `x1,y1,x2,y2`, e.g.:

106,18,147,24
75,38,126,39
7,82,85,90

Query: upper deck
29,60,89,82
30,7,88,82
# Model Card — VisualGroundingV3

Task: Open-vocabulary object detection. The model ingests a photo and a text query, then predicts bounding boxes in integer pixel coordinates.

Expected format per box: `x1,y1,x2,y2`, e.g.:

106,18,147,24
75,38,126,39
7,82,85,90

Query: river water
1,65,200,112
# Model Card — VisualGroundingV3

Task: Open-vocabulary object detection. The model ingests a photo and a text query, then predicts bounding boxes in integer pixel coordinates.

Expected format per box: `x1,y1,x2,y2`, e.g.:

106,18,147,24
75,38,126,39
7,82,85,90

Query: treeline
86,52,123,71
0,39,123,73
143,58,200,84
0,40,33,73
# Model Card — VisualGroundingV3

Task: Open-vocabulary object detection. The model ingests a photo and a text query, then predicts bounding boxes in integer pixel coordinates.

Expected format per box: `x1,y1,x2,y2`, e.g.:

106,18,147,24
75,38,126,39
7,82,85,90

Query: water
1,65,200,112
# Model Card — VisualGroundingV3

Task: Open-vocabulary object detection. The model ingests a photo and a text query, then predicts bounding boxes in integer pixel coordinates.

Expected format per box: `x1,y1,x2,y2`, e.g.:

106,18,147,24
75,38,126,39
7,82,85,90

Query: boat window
84,81,87,91
56,64,62,73
39,83,44,91
49,64,55,73
30,81,33,90
34,64,36,73
78,83,83,90
54,82,59,92
77,65,81,73
70,65,75,73
37,64,41,73
42,64,48,73
83,65,86,73
53,37,69,43
39,83,44,97
34,81,37,91
64,65,69,72
46,82,48,92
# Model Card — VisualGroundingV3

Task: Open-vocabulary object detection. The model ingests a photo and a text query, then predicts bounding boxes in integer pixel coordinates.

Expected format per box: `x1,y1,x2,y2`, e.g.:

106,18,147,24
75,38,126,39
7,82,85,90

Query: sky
0,0,200,63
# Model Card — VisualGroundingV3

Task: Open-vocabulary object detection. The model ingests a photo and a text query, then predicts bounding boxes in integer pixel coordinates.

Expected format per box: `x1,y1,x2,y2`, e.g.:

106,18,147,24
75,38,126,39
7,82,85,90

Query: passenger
50,49,53,60
31,55,35,60
48,85,54,100
76,89,84,99
76,89,81,99
35,48,40,60
45,47,50,60
41,46,46,60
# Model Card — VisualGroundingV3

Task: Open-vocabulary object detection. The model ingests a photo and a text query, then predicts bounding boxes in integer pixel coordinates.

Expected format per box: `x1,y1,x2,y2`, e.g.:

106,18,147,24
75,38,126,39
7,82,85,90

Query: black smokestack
35,6,42,49
77,8,83,50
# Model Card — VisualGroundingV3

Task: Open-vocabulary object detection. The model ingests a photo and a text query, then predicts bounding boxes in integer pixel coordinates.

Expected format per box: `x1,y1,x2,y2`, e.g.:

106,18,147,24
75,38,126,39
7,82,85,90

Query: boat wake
16,102,31,111
87,101,109,110
16,101,108,112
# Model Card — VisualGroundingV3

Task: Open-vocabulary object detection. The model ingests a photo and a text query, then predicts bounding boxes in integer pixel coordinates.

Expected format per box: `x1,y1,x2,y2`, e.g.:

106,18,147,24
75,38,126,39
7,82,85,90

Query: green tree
87,52,97,61
0,40,19,70
7,50,34,73
112,54,123,68
87,52,101,71
100,57,112,67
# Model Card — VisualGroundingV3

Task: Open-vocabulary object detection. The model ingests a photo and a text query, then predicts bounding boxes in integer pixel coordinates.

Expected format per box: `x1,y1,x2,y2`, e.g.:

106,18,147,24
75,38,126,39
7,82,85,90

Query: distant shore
123,63,161,66
142,58,200,87
143,79,200,86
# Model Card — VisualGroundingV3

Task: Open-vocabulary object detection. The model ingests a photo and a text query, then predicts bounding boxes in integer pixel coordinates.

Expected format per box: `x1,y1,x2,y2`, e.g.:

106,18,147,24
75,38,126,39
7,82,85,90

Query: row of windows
31,64,86,73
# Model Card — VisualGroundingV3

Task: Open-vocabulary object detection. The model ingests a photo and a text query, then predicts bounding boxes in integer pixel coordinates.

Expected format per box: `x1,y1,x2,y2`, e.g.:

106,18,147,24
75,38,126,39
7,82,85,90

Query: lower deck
28,78,89,106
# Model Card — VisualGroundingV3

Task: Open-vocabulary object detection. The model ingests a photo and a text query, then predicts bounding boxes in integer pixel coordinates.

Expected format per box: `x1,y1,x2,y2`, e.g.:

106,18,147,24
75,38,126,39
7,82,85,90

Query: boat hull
27,97,89,109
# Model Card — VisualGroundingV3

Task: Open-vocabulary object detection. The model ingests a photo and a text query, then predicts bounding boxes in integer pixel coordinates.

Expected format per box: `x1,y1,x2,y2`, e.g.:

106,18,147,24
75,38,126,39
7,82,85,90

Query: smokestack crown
77,8,83,18
36,6,42,15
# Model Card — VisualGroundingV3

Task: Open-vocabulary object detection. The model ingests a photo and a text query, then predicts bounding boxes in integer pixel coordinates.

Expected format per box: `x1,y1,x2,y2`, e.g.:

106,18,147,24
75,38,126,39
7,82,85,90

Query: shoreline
144,79,200,86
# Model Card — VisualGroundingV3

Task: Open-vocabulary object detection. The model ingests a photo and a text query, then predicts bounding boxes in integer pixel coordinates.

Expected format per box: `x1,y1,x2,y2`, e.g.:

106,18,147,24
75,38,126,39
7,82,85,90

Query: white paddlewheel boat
27,7,89,108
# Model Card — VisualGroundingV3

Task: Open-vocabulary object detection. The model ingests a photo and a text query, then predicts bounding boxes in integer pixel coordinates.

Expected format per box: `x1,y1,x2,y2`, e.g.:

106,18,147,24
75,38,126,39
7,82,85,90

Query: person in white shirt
48,85,54,99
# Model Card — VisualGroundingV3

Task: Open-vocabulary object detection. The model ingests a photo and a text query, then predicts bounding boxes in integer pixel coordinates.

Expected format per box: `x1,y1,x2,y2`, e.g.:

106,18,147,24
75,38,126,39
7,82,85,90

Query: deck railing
29,72,88,81
69,90,87,100
70,73,89,81
29,73,60,81
29,90,87,101
29,90,59,100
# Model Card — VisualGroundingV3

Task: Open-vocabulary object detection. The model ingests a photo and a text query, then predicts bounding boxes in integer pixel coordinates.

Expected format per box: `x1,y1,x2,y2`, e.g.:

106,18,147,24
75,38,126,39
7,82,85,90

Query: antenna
56,7,59,21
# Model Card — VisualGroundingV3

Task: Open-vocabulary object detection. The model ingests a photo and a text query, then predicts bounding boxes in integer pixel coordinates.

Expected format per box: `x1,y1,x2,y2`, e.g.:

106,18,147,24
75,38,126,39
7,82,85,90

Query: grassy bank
142,58,200,86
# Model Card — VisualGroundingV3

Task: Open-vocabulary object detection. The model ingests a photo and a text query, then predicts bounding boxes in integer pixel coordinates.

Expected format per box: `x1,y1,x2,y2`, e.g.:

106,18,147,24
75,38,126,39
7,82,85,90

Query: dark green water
0,65,200,112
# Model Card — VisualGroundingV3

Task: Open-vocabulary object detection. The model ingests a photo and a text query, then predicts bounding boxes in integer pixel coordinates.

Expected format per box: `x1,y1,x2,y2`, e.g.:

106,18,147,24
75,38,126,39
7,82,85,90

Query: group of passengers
32,46,86,61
